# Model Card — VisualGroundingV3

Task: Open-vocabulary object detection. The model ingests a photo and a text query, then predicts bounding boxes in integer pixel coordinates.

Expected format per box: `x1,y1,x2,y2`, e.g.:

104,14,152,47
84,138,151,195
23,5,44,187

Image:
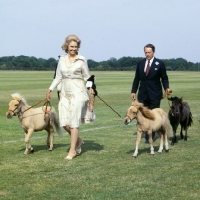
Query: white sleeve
82,60,91,82
49,59,62,91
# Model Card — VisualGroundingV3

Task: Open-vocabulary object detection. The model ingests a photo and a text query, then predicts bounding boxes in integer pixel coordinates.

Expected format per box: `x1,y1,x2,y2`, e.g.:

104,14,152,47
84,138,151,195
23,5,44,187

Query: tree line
0,55,199,71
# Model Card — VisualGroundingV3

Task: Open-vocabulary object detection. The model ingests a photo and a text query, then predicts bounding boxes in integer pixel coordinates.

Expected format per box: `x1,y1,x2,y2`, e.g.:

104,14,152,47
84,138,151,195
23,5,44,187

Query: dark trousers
138,99,160,142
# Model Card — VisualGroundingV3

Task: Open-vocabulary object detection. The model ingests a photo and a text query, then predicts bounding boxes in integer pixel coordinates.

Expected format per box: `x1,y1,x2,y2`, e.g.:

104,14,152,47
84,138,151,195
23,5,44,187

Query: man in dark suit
131,44,171,143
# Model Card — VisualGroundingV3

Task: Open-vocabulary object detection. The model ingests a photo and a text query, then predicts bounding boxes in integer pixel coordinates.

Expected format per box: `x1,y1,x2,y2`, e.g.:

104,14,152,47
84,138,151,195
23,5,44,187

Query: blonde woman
46,34,96,160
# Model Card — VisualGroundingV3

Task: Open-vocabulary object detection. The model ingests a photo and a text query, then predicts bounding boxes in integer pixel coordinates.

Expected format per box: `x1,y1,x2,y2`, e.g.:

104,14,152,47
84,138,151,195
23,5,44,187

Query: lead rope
96,95,123,119
162,90,173,113
21,98,52,120
42,101,52,120
22,98,47,113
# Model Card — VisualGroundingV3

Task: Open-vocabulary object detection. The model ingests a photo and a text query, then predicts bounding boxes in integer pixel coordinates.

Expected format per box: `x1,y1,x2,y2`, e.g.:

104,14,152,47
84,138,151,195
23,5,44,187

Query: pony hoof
165,149,169,152
48,148,53,151
30,149,34,153
158,151,162,154
150,154,154,156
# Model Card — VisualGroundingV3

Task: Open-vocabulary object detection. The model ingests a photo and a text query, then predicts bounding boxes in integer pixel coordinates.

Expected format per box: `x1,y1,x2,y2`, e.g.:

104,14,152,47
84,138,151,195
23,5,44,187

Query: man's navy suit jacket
131,57,169,101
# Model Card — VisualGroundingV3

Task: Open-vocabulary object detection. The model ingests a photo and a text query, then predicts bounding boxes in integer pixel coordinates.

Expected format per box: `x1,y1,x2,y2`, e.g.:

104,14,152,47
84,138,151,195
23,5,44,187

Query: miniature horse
6,93,62,154
168,96,193,145
124,102,169,158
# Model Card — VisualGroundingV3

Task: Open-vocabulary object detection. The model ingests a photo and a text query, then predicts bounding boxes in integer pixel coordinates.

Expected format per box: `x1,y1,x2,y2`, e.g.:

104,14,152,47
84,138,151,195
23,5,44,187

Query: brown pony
168,96,193,145
124,102,169,158
6,93,62,155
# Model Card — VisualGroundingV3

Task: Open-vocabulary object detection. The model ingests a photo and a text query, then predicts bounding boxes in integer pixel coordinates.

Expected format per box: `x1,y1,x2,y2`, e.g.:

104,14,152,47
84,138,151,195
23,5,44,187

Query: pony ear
168,97,171,101
180,97,183,105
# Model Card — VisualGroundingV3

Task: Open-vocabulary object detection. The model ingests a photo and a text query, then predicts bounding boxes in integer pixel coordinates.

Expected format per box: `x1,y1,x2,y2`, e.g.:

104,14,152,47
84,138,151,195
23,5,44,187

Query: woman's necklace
66,55,77,68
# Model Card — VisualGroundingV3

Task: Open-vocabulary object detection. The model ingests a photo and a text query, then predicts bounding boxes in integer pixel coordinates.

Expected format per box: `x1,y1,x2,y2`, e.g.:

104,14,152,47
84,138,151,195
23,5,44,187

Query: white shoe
76,140,84,155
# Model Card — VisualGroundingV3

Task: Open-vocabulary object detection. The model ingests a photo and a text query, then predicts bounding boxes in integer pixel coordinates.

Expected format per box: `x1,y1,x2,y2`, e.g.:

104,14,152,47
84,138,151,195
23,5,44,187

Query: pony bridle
170,102,181,117
125,114,134,123
125,106,138,122
7,100,22,116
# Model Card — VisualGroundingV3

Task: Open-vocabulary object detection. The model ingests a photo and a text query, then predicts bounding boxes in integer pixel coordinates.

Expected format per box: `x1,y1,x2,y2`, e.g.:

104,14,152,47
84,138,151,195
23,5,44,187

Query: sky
1,0,200,63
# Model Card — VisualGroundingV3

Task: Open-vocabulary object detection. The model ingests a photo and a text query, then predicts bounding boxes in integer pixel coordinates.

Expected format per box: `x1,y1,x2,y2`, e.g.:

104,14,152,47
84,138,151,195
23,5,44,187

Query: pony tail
50,108,62,135
188,112,193,127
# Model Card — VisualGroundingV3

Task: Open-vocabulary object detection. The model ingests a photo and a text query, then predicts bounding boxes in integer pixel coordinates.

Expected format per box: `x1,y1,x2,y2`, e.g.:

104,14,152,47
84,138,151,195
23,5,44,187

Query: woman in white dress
46,34,95,160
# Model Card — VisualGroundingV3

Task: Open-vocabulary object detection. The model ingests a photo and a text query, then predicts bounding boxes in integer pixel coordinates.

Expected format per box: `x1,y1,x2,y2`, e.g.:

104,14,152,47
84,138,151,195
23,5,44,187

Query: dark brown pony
168,96,193,145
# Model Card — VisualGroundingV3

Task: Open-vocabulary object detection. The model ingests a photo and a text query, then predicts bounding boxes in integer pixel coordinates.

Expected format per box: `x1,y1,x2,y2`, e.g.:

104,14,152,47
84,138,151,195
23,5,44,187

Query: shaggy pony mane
11,93,28,106
139,107,155,120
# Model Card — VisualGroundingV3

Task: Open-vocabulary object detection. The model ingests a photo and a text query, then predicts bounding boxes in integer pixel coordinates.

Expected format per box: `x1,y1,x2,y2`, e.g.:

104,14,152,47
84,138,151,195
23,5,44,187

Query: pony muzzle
6,110,15,118
124,116,130,125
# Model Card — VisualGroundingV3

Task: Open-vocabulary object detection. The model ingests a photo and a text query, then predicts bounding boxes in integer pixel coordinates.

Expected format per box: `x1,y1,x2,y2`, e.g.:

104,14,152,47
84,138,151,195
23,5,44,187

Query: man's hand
165,88,172,95
131,93,136,101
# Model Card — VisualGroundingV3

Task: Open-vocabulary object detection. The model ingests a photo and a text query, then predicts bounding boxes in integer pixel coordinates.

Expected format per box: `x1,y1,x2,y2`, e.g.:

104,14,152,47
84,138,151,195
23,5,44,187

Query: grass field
0,71,200,200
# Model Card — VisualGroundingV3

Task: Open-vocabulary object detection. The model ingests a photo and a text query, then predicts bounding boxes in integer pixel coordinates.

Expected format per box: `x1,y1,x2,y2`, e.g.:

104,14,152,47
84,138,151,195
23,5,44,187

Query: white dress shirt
144,57,154,73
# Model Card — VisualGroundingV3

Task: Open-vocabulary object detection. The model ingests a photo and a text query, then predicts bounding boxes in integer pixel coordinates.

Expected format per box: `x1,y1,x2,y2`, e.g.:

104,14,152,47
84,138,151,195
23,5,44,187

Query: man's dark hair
144,44,155,52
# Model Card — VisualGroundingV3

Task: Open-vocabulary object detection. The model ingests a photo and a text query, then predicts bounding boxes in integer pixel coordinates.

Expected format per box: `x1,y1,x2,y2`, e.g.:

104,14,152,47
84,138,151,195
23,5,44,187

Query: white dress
49,54,94,128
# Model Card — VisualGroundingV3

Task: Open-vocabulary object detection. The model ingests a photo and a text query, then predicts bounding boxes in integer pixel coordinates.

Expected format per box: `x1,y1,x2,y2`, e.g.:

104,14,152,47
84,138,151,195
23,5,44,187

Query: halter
125,114,134,123
8,99,22,115
170,100,182,117
8,105,22,115
125,105,138,122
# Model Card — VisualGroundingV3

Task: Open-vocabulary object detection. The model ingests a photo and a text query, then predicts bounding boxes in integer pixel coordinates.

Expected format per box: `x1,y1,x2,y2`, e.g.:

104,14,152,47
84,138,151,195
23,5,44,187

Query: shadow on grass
169,135,189,144
18,140,104,154
126,146,171,158
82,140,104,151
18,143,67,153
126,147,158,155
64,140,104,154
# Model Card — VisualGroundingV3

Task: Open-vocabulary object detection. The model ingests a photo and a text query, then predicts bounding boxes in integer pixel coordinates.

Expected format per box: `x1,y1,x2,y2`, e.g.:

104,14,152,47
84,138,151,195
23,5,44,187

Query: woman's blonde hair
61,34,81,53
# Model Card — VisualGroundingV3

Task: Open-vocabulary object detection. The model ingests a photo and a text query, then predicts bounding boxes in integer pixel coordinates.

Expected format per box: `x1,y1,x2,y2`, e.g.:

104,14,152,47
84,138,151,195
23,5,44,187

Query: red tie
145,60,150,76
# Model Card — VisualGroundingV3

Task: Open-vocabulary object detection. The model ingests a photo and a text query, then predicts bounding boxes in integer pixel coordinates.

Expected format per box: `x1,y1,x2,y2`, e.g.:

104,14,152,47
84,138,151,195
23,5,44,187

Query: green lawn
0,71,200,200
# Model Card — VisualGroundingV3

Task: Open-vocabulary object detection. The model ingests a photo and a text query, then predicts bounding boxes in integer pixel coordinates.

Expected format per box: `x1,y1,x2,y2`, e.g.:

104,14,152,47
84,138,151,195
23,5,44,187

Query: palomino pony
168,96,193,145
6,93,62,154
124,102,169,158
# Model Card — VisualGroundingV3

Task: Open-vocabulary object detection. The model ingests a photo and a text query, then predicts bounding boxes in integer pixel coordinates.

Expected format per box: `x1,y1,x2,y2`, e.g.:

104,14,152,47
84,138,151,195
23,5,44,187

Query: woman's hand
46,89,51,101
90,88,94,95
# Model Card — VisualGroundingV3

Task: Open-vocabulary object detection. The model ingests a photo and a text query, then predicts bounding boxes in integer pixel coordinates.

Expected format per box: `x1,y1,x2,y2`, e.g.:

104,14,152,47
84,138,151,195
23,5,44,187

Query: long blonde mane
139,107,155,120
132,101,155,120
11,93,28,106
